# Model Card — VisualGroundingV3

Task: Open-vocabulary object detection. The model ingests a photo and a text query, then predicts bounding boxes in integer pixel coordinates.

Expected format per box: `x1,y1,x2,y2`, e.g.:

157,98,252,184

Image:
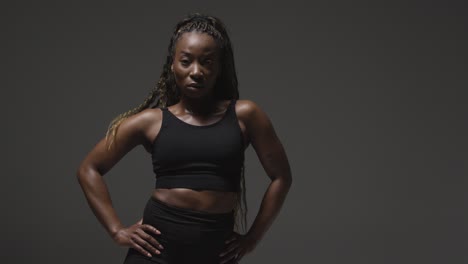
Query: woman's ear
171,64,174,72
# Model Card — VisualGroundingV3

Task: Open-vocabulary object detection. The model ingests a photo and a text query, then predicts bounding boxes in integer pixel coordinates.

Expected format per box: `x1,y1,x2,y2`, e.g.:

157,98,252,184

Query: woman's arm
220,100,293,264
76,110,156,238
242,99,293,244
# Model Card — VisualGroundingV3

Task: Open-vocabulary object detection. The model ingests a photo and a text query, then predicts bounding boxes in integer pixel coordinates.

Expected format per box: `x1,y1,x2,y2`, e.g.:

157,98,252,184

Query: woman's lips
187,83,204,89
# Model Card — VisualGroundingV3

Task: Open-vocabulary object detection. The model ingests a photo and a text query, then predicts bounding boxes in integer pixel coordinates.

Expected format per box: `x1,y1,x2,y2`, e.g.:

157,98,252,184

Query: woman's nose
190,64,203,78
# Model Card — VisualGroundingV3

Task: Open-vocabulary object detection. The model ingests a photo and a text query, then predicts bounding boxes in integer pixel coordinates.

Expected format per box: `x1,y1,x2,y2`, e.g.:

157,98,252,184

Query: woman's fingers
113,224,164,257
220,232,251,264
225,237,236,244
141,224,164,250
220,249,239,264
142,224,162,236
224,232,239,244
134,229,162,255
129,236,154,258
220,241,239,256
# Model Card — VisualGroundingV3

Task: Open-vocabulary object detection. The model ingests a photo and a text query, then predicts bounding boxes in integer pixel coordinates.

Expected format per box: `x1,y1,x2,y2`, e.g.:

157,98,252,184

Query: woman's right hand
112,219,164,258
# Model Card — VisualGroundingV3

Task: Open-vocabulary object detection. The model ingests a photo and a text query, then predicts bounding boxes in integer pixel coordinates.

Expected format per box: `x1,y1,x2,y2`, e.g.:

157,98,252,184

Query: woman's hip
123,196,235,263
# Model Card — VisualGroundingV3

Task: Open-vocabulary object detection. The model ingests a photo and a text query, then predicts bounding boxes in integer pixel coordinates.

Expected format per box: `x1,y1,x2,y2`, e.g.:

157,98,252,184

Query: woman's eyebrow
180,50,216,56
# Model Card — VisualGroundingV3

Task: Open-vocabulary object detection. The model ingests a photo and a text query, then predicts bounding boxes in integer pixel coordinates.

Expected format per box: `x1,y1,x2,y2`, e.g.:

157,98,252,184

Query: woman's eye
181,60,190,66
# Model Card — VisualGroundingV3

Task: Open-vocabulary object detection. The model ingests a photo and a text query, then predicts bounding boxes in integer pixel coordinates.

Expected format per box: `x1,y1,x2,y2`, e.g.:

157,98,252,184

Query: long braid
233,163,248,233
105,12,248,233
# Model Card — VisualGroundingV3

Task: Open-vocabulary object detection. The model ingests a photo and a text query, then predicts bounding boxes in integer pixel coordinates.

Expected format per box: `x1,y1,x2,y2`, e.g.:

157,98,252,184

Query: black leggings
123,196,235,264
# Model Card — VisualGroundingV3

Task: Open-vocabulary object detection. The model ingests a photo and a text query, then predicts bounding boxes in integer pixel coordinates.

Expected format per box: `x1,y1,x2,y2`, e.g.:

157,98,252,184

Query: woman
77,13,292,264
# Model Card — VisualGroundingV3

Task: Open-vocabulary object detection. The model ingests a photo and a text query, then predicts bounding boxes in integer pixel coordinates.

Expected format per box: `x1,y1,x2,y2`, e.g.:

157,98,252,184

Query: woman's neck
179,95,218,116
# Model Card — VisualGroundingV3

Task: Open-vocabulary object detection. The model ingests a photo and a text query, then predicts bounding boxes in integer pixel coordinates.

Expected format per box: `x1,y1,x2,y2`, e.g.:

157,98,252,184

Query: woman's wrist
246,229,263,244
109,223,125,239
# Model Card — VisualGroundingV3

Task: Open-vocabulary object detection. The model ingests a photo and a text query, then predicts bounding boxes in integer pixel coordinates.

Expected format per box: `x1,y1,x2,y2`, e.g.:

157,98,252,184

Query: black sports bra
151,99,244,192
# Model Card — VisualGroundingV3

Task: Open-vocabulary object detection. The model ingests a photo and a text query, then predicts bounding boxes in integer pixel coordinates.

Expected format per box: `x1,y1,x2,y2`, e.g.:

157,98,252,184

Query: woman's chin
181,87,214,99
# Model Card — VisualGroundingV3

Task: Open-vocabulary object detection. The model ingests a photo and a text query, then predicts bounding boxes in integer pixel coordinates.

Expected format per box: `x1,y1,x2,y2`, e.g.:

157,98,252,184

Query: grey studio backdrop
3,1,467,264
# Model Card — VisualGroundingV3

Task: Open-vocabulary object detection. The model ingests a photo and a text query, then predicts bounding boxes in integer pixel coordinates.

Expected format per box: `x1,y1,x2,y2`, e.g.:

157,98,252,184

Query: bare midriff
152,188,238,214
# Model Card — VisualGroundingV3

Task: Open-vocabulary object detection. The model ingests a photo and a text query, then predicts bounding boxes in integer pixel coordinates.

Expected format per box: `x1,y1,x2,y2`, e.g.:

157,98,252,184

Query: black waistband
149,196,235,220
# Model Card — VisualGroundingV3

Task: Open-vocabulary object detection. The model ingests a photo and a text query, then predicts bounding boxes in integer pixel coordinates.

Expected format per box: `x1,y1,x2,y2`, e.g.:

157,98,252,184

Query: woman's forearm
246,178,292,244
76,166,125,239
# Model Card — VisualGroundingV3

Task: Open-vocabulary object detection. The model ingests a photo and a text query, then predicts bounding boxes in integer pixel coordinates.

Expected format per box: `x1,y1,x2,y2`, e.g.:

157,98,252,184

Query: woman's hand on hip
112,219,164,258
219,231,258,264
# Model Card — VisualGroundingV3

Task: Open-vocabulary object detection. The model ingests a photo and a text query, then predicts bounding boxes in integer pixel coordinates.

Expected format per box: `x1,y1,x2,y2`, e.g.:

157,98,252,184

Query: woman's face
171,31,221,99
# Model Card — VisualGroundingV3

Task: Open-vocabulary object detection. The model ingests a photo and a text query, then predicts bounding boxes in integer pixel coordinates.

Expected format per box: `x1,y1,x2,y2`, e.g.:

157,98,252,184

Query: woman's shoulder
123,108,164,152
125,107,163,127
139,107,164,119
235,99,267,120
236,99,268,124
115,108,163,143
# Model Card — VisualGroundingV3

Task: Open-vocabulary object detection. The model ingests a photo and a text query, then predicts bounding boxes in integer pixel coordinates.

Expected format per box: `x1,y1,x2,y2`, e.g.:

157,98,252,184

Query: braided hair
104,13,247,233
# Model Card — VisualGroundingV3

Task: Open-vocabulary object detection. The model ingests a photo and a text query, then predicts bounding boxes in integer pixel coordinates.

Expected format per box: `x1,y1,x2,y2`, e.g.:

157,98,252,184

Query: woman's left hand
219,231,258,264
